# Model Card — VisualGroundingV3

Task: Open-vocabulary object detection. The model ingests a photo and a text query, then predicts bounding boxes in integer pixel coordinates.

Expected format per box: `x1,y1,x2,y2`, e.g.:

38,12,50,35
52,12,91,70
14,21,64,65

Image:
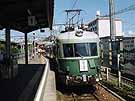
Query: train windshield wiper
76,51,83,57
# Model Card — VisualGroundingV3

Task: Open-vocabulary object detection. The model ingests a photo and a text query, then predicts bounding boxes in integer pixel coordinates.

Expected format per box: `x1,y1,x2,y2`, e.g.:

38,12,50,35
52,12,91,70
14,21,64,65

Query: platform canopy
0,0,54,33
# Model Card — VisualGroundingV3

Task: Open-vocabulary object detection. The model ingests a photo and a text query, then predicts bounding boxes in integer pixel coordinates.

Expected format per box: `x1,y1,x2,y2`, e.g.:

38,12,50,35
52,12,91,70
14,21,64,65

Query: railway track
51,61,125,101
56,82,125,101
56,84,99,101
57,91,100,101
101,70,135,88
56,81,100,101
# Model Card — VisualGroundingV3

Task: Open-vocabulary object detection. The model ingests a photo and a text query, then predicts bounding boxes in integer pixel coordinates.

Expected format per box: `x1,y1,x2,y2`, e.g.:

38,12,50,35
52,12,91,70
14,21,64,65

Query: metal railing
101,66,135,88
34,58,50,101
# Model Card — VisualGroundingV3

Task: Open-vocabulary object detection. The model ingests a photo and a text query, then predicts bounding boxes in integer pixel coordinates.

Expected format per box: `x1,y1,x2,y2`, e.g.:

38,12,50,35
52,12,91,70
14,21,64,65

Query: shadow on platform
0,64,45,101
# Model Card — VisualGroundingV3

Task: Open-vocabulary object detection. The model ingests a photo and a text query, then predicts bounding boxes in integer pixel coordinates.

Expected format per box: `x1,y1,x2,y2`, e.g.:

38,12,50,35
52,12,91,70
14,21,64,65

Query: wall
98,19,122,38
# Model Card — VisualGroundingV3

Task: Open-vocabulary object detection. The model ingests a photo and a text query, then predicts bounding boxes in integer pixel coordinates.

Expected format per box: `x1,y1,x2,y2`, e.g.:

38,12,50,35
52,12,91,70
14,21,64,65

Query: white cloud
128,30,134,34
124,30,135,37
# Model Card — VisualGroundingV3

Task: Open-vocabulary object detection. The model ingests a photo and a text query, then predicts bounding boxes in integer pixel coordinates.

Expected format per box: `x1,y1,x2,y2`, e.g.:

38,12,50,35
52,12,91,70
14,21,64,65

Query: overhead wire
66,0,79,25
101,4,135,17
71,0,78,10
53,0,80,31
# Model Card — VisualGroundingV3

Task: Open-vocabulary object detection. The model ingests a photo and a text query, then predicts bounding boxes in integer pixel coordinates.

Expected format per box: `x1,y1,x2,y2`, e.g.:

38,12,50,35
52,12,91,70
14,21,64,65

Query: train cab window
74,43,90,57
63,44,74,57
90,43,97,56
74,43,97,57
63,43,97,57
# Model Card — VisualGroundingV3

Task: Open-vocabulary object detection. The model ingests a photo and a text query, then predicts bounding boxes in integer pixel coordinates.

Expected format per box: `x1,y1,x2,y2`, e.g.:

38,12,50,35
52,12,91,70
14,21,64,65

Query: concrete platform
0,54,46,101
0,64,45,101
44,69,57,101
18,54,45,64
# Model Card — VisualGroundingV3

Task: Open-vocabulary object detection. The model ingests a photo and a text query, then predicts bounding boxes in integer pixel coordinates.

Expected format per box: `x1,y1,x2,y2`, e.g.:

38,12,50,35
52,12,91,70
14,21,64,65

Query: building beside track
123,36,135,76
87,16,123,38
87,11,123,72
100,36,122,71
100,36,135,78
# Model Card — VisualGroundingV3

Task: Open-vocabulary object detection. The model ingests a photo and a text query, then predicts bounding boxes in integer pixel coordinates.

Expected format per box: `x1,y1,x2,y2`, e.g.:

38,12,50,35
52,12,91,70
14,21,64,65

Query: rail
98,83,126,101
101,66,135,87
109,72,135,87
34,58,50,101
121,76,135,86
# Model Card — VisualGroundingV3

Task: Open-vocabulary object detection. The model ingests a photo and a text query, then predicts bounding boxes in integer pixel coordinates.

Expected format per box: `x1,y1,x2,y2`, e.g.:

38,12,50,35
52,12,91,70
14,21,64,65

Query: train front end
57,30,101,85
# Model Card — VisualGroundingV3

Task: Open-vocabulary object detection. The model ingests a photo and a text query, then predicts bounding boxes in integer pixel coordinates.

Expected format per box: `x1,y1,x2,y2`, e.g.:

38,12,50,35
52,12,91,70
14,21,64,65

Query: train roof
57,30,99,43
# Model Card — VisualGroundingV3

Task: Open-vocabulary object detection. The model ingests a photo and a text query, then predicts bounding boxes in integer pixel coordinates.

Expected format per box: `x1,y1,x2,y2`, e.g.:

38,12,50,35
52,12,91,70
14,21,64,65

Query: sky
54,0,135,34
1,0,135,42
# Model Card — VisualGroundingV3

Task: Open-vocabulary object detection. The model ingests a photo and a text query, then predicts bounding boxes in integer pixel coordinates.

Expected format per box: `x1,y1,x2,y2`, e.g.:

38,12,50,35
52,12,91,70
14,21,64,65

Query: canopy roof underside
0,0,54,33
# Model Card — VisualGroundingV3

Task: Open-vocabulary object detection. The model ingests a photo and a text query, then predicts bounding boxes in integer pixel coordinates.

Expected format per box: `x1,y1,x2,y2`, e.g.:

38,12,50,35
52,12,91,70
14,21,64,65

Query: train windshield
63,43,97,57
75,43,97,57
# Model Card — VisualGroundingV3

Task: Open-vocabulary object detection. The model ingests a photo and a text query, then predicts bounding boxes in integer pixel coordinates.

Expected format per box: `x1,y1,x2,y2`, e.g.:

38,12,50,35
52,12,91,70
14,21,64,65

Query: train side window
90,43,97,56
57,45,61,57
63,44,74,57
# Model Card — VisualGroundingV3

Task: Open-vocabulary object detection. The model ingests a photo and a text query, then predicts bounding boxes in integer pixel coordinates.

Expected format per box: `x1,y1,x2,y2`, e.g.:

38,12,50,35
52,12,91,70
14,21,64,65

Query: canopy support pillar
25,33,28,64
5,27,11,59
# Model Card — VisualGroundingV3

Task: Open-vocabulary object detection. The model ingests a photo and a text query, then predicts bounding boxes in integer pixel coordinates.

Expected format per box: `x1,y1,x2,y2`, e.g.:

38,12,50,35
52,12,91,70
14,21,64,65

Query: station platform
0,54,46,101
44,69,57,101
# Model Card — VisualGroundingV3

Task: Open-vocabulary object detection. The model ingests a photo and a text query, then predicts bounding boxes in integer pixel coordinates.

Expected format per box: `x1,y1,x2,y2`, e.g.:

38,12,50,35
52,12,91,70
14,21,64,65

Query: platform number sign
28,16,37,26
79,60,88,71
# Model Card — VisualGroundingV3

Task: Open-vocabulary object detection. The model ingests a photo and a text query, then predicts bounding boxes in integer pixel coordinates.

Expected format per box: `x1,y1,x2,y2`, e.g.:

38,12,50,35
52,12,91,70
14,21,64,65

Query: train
55,29,101,85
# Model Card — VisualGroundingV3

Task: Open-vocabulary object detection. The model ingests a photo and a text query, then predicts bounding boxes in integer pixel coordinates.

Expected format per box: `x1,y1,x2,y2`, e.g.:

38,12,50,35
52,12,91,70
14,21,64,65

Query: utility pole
109,0,121,87
109,0,115,40
108,0,116,81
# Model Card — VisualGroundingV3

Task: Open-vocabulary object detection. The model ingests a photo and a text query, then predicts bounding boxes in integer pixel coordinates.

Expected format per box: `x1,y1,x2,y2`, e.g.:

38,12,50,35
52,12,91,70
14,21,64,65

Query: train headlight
99,78,102,80
66,76,69,80
82,74,87,82
76,76,82,81
75,29,83,37
89,75,92,78
96,78,99,82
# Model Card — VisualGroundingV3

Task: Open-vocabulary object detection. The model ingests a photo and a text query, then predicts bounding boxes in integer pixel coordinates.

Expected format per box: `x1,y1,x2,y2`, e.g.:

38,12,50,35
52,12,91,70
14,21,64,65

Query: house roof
88,17,121,25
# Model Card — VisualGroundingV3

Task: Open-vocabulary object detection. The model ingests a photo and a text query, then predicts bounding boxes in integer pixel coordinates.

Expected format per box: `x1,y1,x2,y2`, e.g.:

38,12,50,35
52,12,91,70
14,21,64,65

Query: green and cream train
56,29,101,85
